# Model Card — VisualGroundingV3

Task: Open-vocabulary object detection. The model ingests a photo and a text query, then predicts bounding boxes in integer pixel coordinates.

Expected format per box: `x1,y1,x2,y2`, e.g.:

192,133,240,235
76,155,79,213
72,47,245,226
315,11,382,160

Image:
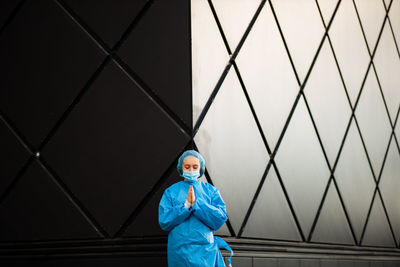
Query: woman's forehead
183,157,200,165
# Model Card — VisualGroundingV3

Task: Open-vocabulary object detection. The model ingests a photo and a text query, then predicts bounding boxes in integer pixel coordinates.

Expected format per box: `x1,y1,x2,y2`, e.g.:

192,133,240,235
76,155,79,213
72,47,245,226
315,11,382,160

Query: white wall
192,0,400,247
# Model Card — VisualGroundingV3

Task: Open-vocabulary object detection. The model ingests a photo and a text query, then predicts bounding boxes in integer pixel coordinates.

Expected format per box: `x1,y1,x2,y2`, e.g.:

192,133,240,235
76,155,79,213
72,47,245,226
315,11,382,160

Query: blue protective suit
159,179,229,266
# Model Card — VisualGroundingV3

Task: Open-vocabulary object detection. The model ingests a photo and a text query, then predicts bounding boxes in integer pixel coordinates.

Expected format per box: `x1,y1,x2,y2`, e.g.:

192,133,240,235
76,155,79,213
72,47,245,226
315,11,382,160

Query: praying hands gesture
186,185,195,205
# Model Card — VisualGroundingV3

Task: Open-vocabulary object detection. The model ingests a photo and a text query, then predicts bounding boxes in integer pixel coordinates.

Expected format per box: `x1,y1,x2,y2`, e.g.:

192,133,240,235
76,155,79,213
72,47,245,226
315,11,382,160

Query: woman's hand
191,186,195,204
186,185,195,205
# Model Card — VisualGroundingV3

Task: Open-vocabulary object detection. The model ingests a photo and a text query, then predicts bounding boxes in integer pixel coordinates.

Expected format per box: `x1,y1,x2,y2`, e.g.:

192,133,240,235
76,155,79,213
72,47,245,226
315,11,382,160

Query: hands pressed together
186,185,196,205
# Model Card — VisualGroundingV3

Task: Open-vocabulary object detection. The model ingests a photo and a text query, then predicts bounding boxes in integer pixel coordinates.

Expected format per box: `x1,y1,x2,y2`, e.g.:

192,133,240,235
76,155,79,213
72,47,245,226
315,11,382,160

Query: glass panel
355,68,392,177
362,196,396,247
384,0,390,9
191,0,230,123
191,0,400,245
242,167,301,241
274,97,330,237
353,0,386,51
387,0,400,45
235,2,299,150
396,123,400,150
373,22,400,122
215,223,230,236
211,0,261,51
379,140,400,243
270,0,325,82
317,0,339,26
328,0,370,106
200,173,231,236
194,69,269,233
304,39,351,165
311,183,354,245
334,120,375,242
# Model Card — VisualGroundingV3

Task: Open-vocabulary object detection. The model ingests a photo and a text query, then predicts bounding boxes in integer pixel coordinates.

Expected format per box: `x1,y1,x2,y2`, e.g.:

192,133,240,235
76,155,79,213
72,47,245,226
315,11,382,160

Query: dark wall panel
0,118,30,196
0,159,100,241
0,256,167,267
118,0,192,127
123,171,181,237
0,0,21,29
41,59,189,237
0,0,106,148
62,0,148,48
0,0,191,246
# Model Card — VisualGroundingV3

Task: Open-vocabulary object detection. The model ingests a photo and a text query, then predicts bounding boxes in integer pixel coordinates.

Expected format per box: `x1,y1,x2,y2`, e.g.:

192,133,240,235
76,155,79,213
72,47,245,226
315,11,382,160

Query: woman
158,150,232,266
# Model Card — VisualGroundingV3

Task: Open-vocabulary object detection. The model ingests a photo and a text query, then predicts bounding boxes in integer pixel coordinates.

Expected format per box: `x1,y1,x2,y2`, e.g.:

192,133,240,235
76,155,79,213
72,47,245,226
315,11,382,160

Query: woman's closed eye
183,164,199,170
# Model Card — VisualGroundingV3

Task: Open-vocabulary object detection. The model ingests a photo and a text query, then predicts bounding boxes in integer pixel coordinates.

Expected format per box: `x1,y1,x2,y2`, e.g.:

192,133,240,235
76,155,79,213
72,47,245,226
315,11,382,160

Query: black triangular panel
0,160,100,241
362,196,396,247
42,60,189,236
0,117,31,197
311,183,354,245
62,0,148,48
123,172,181,237
117,0,191,127
0,0,106,148
0,0,20,29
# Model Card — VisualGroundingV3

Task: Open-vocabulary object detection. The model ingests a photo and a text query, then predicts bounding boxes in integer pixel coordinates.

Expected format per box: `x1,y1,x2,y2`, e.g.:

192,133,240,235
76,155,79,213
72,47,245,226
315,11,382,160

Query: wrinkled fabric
177,150,206,177
215,236,233,267
159,179,228,267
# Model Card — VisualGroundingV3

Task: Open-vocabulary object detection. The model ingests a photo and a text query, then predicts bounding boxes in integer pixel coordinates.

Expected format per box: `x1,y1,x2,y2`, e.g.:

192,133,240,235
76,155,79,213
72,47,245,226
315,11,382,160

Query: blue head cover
177,150,205,178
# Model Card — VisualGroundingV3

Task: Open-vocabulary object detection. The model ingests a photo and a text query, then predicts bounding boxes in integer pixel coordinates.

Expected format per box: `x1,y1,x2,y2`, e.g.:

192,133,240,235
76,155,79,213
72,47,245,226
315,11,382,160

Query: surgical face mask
182,170,200,181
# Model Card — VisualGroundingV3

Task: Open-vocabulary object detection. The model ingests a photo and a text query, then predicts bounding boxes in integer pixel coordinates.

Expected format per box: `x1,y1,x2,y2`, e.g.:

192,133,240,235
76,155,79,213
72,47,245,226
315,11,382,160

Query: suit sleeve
192,187,228,231
158,188,191,232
